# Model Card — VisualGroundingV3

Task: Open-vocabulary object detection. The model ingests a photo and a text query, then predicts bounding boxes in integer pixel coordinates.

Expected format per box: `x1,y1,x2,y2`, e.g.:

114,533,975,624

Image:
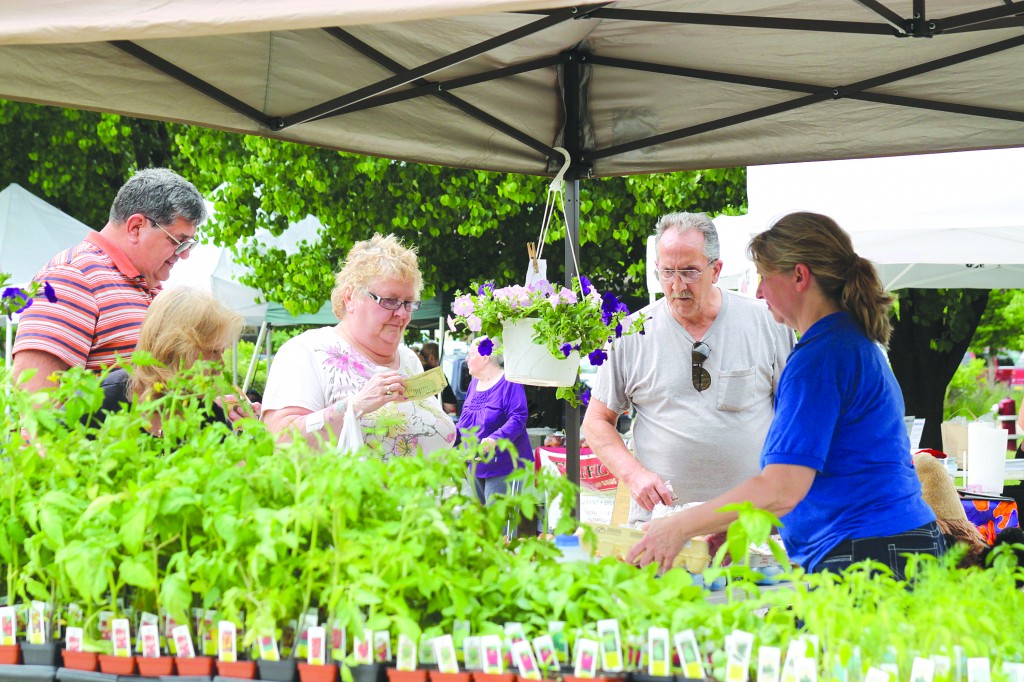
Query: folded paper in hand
404,366,449,401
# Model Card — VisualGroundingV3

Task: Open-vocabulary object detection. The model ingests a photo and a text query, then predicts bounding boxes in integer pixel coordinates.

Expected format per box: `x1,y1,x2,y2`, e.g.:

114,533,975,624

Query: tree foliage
172,127,746,314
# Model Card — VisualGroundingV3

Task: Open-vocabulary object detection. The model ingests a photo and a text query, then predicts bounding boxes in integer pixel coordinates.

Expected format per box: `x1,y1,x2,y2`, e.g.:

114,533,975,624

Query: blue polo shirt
761,311,935,570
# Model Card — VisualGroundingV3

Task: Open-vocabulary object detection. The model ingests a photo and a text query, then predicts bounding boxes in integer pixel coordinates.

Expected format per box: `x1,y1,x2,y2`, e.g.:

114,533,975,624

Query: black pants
812,521,946,580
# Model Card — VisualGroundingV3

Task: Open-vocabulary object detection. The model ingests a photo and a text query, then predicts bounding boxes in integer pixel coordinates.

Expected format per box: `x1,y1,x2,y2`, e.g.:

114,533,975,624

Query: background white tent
0,184,92,362
706,147,1024,290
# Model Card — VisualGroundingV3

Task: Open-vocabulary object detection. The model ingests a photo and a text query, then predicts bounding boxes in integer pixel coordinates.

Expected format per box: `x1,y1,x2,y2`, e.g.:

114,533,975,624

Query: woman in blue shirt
628,212,943,578
456,338,533,505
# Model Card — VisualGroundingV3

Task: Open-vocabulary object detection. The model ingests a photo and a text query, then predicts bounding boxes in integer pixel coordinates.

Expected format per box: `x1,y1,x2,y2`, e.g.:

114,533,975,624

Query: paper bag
940,421,968,469
966,422,1007,495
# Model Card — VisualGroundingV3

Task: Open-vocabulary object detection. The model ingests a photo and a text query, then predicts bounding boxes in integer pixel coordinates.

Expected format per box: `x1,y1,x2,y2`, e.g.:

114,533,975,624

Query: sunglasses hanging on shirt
692,341,711,392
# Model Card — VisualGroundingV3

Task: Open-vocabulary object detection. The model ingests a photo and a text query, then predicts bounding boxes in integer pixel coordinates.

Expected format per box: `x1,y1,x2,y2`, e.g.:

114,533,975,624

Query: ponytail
748,212,893,345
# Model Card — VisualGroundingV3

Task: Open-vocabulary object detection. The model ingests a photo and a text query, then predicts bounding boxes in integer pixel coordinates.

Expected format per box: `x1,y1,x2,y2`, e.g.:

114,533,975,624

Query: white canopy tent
710,146,1024,290
0,184,92,362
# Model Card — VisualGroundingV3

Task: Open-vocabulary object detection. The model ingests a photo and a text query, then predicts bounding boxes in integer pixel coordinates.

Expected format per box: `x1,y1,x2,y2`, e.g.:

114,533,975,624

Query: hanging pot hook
550,147,572,192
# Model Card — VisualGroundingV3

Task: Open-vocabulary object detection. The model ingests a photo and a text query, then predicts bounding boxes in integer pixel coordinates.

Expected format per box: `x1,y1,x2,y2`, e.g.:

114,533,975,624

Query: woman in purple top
456,339,533,505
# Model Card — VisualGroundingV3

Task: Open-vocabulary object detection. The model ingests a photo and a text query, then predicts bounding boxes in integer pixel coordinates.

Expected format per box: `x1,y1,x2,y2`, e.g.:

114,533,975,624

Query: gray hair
109,168,207,228
654,212,721,262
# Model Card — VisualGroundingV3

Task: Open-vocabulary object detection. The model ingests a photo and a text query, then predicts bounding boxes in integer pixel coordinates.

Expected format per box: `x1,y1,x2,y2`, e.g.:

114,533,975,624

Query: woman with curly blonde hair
262,233,456,455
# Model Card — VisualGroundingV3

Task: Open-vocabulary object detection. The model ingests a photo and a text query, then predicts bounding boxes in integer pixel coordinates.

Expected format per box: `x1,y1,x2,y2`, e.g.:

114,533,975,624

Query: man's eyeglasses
149,218,199,256
656,260,717,284
366,290,422,312
692,341,711,392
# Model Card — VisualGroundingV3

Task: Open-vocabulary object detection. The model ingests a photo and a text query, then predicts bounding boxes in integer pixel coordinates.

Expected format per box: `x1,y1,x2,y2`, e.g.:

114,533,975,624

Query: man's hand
622,467,676,511
625,515,690,575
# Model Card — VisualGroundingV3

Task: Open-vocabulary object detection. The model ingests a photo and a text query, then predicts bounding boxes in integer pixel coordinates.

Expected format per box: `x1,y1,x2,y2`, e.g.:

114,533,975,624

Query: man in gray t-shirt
583,212,794,522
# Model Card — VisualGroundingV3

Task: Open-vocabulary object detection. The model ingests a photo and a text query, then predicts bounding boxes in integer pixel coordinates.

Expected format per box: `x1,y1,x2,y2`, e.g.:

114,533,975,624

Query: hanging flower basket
448,277,645,405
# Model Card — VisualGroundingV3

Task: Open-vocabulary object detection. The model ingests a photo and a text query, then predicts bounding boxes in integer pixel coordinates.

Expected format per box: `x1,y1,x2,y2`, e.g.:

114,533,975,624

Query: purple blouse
456,374,533,478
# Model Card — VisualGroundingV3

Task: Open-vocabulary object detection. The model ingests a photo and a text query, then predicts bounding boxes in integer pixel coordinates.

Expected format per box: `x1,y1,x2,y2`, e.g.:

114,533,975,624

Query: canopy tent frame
93,1,1024,179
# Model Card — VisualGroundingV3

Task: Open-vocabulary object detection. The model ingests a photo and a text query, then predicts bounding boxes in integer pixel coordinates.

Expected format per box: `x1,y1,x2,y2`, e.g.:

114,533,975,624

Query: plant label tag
295,611,319,660
627,633,643,671
911,657,936,682
758,646,782,682
674,630,705,680
726,630,755,682
931,656,952,682
794,657,818,682
98,610,113,641
647,627,670,677
419,637,436,666
140,623,161,658
463,636,481,671
354,630,373,665
504,622,527,646
259,631,281,662
1001,662,1024,682
396,634,417,672
966,658,991,682
480,634,504,674
27,600,47,645
163,613,180,655
373,630,392,663
137,612,160,655
433,634,460,674
66,627,84,653
172,625,195,658
0,607,16,646
532,634,560,674
330,621,346,662
512,639,542,681
596,618,623,672
203,610,218,657
307,626,326,666
864,668,891,682
781,640,805,682
111,618,132,657
67,603,83,631
549,621,569,661
574,638,599,679
218,621,237,663
953,646,966,682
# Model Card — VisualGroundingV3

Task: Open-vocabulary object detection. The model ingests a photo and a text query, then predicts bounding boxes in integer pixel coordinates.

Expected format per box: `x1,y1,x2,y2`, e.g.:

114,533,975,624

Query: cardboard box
583,523,711,574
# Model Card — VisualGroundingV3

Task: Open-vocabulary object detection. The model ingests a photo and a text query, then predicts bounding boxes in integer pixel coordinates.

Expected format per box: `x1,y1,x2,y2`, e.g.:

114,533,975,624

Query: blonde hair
330,233,423,318
131,287,244,400
748,211,894,345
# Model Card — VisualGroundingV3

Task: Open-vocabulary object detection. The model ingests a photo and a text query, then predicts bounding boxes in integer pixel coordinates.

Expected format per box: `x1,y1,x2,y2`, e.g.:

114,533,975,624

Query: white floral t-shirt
263,327,457,459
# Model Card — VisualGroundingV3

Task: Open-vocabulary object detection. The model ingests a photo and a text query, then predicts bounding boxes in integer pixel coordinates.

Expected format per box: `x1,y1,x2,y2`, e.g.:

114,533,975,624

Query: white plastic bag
337,401,364,455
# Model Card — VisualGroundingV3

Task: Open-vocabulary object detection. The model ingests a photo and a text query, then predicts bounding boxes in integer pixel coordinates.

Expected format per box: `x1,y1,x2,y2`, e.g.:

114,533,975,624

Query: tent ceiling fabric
2,1,1024,176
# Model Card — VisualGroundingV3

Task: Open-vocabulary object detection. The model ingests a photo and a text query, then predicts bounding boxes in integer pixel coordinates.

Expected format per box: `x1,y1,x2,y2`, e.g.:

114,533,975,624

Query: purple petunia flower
2,287,32,317
588,348,608,366
579,275,592,296
43,282,58,303
560,343,573,357
615,322,623,338
477,281,495,296
579,387,591,407
478,337,494,356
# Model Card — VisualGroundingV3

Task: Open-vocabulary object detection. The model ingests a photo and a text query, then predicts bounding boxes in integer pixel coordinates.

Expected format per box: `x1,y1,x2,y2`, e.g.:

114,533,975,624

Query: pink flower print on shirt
324,346,370,377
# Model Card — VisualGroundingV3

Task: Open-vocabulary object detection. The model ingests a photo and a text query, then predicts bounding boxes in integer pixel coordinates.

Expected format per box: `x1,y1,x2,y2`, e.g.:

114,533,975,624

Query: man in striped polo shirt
12,168,207,394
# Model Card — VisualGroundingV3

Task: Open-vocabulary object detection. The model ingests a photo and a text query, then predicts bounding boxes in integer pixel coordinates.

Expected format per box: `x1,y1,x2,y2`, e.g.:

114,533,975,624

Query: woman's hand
625,515,691,575
217,394,260,423
347,370,407,415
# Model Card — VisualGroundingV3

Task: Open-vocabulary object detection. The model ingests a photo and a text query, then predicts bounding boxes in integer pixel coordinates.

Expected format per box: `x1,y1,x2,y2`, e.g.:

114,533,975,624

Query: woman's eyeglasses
692,341,711,392
149,218,199,255
366,290,422,312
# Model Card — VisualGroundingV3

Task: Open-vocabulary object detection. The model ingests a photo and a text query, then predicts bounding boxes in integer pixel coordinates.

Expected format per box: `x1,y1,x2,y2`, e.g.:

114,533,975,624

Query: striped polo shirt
12,231,160,371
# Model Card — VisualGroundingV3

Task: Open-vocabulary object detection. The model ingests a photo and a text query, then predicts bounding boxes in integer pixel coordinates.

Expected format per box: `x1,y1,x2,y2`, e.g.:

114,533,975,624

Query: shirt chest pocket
716,367,757,412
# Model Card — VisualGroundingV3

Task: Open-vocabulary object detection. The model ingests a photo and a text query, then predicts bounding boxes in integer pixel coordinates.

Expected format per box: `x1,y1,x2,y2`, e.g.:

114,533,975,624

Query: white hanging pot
501,317,580,388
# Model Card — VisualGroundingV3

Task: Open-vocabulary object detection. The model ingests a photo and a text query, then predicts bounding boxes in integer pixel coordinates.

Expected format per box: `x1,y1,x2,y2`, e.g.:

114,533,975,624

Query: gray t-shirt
592,290,794,521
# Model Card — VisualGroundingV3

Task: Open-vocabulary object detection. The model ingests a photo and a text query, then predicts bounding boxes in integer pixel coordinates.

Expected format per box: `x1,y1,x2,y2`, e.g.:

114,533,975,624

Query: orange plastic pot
217,659,258,679
386,669,428,682
0,645,20,665
137,655,176,677
298,662,339,682
61,650,98,671
98,654,138,675
175,655,216,676
429,673,471,682
472,674,517,682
